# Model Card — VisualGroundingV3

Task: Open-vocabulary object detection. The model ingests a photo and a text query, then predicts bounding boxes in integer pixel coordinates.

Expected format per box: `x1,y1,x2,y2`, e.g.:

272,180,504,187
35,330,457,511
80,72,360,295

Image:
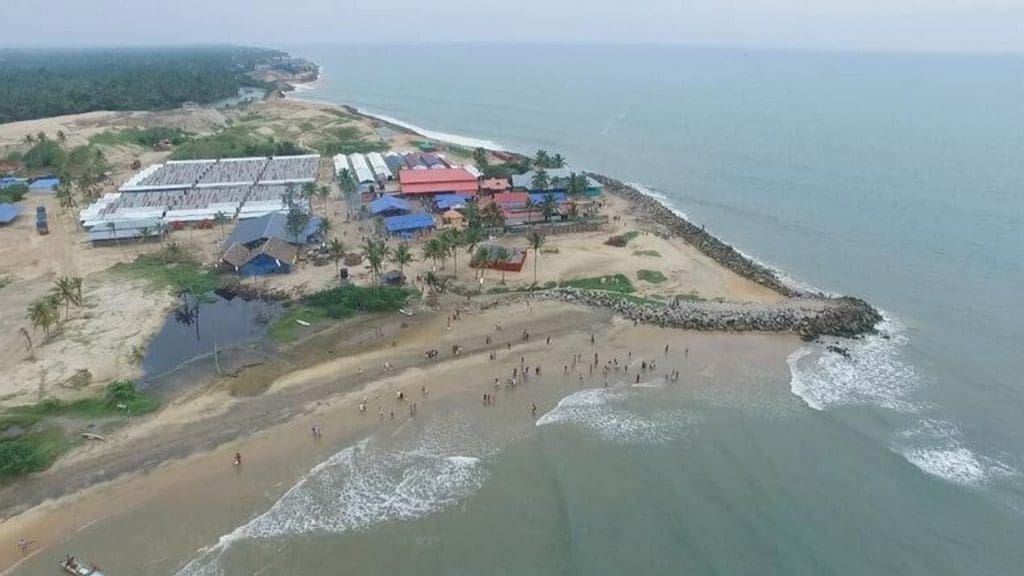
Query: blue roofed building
434,194,470,211
383,213,435,238
221,237,298,276
369,195,411,217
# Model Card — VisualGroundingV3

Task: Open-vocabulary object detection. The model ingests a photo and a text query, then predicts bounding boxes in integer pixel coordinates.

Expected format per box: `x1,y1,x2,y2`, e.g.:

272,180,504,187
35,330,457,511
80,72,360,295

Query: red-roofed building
399,168,478,196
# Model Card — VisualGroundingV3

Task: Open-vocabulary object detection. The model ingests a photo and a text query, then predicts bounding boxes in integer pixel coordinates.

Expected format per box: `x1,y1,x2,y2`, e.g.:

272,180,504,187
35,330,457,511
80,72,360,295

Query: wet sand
0,299,798,574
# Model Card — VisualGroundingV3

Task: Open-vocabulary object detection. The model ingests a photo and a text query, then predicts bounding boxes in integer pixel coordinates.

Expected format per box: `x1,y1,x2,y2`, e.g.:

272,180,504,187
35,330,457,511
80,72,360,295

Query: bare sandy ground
0,299,799,574
0,97,799,572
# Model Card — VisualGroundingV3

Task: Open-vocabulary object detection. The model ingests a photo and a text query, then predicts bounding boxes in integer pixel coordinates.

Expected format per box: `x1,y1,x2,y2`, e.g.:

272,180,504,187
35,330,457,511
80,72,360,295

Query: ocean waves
787,314,918,412
536,386,693,444
176,439,486,576
895,419,1015,486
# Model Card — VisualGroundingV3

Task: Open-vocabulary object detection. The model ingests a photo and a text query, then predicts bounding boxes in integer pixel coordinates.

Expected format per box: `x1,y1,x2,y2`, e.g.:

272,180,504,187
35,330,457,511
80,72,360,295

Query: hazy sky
2,0,1022,54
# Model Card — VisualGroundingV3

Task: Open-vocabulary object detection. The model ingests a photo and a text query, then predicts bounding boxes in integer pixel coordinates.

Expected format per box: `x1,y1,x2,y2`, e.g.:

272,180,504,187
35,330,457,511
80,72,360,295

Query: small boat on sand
60,556,106,575
295,319,311,326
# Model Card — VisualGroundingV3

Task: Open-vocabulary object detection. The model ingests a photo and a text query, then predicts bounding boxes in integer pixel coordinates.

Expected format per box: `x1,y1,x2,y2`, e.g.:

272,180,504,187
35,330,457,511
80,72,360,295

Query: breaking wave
624,182,690,221
894,419,1015,486
359,111,506,151
176,438,486,575
536,386,691,444
787,314,919,412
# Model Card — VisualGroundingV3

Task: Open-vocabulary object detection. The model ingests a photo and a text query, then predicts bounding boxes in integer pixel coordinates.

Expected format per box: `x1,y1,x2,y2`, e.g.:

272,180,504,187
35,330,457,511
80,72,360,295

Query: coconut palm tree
213,211,229,242
481,201,505,230
440,228,462,276
422,237,445,272
327,238,346,277
361,238,389,286
523,197,536,224
533,150,551,168
52,276,83,320
337,168,357,198
317,216,332,241
566,172,586,199
28,296,59,336
390,242,414,278
461,226,484,278
527,230,546,285
55,182,77,214
540,192,558,222
473,147,489,169
301,182,317,216
56,130,67,146
531,169,550,193
550,153,565,168
463,201,482,230
23,134,33,145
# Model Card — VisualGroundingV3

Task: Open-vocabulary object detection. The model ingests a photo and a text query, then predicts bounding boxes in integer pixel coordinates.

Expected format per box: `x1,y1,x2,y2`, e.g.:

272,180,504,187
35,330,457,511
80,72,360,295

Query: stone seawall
580,174,884,339
590,173,798,297
542,288,882,341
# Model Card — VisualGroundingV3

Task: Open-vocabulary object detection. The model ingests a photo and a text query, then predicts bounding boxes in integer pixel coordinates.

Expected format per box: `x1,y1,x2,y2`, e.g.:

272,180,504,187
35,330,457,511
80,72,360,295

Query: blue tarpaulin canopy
528,192,567,205
369,195,410,215
383,213,434,235
29,177,59,191
0,203,23,224
434,194,469,211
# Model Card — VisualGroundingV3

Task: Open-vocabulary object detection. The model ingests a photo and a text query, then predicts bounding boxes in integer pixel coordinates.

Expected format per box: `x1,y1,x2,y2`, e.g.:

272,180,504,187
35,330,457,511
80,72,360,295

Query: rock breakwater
591,174,797,297
543,288,881,341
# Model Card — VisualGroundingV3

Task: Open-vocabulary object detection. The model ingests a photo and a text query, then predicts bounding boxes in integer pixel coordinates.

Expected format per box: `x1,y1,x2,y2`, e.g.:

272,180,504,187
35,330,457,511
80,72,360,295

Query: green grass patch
637,269,668,284
0,274,14,290
0,380,156,479
633,249,661,257
268,305,329,342
89,127,194,148
621,230,641,243
9,381,159,419
560,274,635,294
311,125,389,156
114,244,222,294
0,427,72,479
269,285,413,342
170,126,305,160
673,291,706,302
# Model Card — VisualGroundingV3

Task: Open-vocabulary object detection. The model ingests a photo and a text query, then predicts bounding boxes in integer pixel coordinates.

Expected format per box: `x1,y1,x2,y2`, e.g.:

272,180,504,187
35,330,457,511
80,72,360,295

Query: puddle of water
141,291,283,380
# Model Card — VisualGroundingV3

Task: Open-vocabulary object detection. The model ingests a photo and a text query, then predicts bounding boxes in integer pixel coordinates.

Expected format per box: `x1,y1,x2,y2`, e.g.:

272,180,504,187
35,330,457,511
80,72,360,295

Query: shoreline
318,100,883,340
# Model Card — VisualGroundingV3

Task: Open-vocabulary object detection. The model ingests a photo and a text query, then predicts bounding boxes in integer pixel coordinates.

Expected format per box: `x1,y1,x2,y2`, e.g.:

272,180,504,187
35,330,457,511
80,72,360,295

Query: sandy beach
0,298,799,574
0,95,808,574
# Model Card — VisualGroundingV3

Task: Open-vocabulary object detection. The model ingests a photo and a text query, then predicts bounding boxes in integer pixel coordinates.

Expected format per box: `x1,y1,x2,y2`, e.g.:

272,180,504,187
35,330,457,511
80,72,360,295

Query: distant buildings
399,168,478,196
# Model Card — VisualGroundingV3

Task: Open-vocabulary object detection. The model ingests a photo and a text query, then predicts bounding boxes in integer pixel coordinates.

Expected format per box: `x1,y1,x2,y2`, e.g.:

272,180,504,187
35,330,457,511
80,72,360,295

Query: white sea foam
536,387,690,444
624,182,689,221
359,111,506,151
176,439,485,576
787,314,919,412
893,419,1015,486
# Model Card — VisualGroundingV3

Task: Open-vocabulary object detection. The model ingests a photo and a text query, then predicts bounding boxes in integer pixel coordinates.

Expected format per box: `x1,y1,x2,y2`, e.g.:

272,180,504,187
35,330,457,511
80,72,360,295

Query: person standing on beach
233,452,242,468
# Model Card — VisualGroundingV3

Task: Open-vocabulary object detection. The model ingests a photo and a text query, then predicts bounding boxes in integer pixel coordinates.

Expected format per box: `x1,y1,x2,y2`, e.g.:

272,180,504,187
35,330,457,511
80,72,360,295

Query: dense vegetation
0,46,284,123
0,380,156,478
0,182,28,204
170,126,305,160
271,284,412,341
115,243,222,295
89,126,194,148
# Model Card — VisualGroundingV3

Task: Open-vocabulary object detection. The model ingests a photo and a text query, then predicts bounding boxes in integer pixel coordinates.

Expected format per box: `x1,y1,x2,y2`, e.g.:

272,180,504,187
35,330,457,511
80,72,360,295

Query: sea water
182,44,1024,574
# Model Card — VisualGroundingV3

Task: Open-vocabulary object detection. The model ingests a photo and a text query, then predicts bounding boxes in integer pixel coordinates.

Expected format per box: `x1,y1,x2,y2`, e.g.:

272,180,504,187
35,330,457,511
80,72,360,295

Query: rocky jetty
583,174,884,339
591,174,798,297
543,288,882,341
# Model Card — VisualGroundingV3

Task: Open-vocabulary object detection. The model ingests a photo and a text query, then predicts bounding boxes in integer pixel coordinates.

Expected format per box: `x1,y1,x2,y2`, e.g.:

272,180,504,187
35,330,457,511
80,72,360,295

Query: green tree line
0,46,286,123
